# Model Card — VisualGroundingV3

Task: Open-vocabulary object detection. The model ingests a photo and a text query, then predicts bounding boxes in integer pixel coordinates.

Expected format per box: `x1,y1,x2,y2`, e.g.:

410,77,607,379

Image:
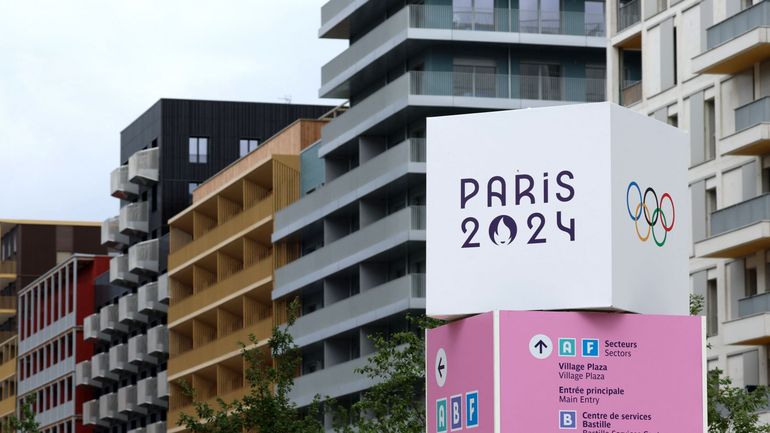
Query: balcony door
585,0,605,35
521,62,562,101
453,59,497,97
453,0,495,31
520,0,562,34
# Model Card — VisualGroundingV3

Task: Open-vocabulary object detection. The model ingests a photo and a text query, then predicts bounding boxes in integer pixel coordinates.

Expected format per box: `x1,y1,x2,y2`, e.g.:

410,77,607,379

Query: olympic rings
626,181,675,247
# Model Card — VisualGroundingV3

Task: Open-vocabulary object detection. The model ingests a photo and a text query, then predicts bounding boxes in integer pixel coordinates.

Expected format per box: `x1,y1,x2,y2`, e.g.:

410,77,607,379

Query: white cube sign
426,102,690,318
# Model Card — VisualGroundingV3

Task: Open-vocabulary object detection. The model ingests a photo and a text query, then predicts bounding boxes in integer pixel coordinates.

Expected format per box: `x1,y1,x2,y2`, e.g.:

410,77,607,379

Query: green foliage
176,298,324,433
11,395,40,433
335,315,444,433
708,369,770,433
690,293,770,433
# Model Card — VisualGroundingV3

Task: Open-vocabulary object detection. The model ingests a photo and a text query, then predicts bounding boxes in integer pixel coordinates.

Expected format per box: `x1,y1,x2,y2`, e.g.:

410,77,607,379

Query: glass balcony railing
707,0,770,50
738,291,770,318
617,0,641,31
621,80,642,106
710,193,770,237
736,96,770,132
409,5,605,36
409,70,606,103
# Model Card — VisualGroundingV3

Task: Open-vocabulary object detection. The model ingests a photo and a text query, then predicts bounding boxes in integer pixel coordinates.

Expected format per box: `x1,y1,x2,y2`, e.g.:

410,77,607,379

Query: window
584,0,605,36
586,65,606,102
667,113,678,127
705,187,717,236
704,99,716,160
746,267,758,298
189,137,208,163
520,0,562,33
453,0,494,30
742,0,753,9
452,61,496,97
188,183,199,197
521,62,562,101
239,139,260,157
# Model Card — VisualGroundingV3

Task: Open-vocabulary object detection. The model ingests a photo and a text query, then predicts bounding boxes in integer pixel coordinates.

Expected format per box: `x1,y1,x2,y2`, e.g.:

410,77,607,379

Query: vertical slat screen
216,306,243,338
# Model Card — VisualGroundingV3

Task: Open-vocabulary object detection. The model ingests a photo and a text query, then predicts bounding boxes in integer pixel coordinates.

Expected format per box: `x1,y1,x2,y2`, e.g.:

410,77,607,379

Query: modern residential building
607,0,770,420
165,119,326,433
18,255,116,433
79,99,332,433
0,220,104,431
272,0,608,428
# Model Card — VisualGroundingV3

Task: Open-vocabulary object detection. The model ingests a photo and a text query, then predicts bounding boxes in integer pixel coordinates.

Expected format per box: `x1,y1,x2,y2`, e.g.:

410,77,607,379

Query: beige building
608,0,770,417
165,119,326,432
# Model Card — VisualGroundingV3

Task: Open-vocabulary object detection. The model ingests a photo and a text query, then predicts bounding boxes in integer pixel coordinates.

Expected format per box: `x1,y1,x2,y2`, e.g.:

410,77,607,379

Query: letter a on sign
437,399,447,433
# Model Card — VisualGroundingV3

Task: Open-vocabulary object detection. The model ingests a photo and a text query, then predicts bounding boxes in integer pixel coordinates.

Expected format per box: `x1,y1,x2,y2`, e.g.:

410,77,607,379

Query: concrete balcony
119,201,149,235
724,293,770,344
76,360,96,386
274,206,425,299
319,71,605,157
320,0,366,38
321,4,604,98
109,343,137,373
128,334,158,365
722,97,770,156
99,392,127,422
169,318,271,378
119,293,148,324
128,147,159,185
84,313,108,341
695,193,770,258
147,421,166,433
693,1,770,74
138,279,168,315
273,139,425,241
111,166,139,201
147,325,168,356
118,385,147,414
290,354,375,407
137,374,168,408
110,254,139,287
128,238,159,275
91,352,118,382
101,216,129,249
168,195,273,271
293,274,425,347
100,304,128,334
83,399,107,427
617,0,641,33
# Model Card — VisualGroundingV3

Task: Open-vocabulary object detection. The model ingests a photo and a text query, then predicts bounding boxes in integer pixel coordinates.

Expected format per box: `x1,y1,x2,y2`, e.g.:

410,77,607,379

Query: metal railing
736,96,770,132
621,80,642,106
409,70,605,103
707,0,770,49
409,5,605,36
617,0,641,31
710,192,770,237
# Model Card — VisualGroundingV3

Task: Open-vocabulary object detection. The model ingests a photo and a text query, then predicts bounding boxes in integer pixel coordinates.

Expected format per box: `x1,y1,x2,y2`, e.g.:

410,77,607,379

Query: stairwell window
189,137,208,163
239,139,260,157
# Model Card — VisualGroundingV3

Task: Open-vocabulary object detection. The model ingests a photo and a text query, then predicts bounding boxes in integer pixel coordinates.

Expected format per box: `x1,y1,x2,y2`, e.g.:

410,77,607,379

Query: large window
189,137,208,163
521,0,562,33
585,0,605,35
239,139,260,157
521,62,562,101
453,60,497,97
453,0,495,31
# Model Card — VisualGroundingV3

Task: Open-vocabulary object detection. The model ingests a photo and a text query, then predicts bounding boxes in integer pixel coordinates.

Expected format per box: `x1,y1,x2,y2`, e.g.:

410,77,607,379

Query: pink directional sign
426,311,704,433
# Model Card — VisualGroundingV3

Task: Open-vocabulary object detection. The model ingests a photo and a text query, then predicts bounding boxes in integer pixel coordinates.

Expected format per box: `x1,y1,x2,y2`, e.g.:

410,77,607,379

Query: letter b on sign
450,395,462,430
560,410,577,429
437,399,447,433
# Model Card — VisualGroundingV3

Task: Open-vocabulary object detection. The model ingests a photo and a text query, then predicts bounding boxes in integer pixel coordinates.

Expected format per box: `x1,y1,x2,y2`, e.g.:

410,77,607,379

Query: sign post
425,103,703,432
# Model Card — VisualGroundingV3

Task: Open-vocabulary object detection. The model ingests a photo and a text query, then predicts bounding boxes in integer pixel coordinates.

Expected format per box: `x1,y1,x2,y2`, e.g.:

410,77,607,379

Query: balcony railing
710,193,770,237
621,80,642,106
110,254,139,287
408,5,605,36
736,96,770,132
738,291,770,318
119,201,149,235
128,238,159,275
128,148,159,185
617,0,641,31
111,166,139,201
707,1,770,50
101,216,129,249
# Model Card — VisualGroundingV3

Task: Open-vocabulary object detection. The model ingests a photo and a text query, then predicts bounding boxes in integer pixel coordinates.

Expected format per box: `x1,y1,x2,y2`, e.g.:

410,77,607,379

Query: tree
335,315,444,433
176,299,324,433
691,294,770,433
10,395,40,433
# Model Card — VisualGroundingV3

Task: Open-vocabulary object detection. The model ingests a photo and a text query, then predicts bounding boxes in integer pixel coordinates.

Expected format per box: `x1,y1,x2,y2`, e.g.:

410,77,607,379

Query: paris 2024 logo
626,181,675,247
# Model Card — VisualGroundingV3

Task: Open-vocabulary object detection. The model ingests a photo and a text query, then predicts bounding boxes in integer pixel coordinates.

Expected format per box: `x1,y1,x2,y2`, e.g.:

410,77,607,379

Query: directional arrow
437,358,446,378
435,348,447,387
534,339,548,354
529,334,552,359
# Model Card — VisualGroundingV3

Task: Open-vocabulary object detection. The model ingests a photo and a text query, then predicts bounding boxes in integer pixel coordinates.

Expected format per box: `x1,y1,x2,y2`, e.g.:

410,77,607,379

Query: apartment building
0,220,104,431
607,0,770,418
270,0,608,427
18,255,118,433
78,100,332,433
165,119,326,433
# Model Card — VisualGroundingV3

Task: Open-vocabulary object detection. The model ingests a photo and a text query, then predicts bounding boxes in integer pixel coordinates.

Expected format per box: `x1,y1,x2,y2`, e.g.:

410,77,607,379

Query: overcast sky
0,0,345,222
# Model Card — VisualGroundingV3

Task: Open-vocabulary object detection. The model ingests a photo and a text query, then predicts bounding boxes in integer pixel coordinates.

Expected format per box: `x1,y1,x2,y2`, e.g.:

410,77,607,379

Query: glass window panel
453,0,473,29
474,0,495,30
240,140,248,157
453,64,474,96
540,0,562,34
199,138,208,163
585,0,605,35
188,138,197,163
475,65,497,97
